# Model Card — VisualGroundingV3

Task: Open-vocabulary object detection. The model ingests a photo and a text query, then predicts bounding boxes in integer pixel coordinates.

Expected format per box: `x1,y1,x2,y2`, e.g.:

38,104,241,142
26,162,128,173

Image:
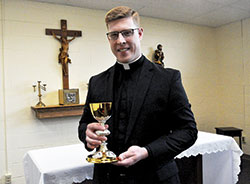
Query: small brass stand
33,81,47,107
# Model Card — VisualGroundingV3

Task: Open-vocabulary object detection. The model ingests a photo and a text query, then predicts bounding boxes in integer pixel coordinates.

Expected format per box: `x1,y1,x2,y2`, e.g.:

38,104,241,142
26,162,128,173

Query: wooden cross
45,19,82,89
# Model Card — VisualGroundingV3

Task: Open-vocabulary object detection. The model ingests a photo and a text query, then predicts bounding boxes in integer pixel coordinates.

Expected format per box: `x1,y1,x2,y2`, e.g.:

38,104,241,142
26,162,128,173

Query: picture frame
58,89,80,105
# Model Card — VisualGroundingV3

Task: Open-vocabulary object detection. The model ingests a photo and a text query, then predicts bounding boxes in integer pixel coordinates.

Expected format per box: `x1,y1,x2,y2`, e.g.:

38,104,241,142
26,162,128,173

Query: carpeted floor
238,154,250,184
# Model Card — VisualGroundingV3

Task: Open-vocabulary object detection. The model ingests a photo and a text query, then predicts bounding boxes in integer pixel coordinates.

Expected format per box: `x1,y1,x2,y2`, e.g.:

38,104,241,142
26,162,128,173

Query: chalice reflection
87,102,118,163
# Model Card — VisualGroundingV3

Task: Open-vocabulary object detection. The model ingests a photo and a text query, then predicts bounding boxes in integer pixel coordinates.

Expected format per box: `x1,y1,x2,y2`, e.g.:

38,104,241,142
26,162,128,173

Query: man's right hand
85,122,108,150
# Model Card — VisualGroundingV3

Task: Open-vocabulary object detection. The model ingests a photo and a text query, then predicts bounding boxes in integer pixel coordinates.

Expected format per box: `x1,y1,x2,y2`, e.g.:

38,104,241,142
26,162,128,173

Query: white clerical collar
117,54,142,70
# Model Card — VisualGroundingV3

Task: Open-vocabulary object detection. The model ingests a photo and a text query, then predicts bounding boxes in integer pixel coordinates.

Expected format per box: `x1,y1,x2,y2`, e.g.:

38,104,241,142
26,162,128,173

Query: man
78,6,197,184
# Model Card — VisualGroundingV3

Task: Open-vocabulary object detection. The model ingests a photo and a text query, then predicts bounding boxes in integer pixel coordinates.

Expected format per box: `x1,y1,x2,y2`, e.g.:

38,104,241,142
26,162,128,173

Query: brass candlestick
33,81,47,107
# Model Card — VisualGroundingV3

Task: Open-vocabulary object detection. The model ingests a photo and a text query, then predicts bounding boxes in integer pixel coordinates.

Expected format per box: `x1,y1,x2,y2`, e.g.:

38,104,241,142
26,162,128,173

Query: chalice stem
100,120,105,126
96,121,110,136
99,142,108,153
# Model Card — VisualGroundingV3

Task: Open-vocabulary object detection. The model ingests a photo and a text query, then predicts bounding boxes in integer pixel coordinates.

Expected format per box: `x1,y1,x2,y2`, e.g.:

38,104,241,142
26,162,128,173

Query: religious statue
52,32,75,76
153,44,165,67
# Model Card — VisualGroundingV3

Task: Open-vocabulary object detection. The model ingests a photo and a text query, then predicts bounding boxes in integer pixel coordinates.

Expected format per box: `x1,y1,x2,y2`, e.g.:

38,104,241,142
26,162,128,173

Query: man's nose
116,33,126,44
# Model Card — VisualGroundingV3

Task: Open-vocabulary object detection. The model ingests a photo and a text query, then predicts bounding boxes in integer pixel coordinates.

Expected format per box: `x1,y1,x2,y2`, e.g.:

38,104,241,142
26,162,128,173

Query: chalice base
86,142,118,163
87,151,118,163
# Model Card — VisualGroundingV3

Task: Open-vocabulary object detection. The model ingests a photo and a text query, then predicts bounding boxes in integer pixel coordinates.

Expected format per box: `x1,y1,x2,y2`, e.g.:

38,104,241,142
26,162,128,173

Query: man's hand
85,123,108,149
114,146,148,167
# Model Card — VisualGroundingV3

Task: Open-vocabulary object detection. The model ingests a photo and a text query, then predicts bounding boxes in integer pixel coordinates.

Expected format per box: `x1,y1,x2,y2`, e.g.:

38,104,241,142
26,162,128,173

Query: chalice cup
86,102,118,163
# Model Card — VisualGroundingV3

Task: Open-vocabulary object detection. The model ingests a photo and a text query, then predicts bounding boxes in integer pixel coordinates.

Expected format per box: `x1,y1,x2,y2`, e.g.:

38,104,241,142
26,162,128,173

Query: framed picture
58,89,79,105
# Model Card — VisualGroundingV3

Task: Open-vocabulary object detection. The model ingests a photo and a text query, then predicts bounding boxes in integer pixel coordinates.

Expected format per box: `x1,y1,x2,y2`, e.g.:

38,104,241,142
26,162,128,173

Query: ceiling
30,0,250,27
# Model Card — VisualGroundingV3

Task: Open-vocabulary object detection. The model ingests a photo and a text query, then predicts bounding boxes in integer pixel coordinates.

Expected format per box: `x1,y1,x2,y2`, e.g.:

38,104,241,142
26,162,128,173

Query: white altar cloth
176,131,243,184
23,131,243,184
23,144,94,184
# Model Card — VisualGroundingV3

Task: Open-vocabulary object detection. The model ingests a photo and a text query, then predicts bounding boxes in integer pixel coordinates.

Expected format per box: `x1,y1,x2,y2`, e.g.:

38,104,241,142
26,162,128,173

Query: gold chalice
86,102,118,163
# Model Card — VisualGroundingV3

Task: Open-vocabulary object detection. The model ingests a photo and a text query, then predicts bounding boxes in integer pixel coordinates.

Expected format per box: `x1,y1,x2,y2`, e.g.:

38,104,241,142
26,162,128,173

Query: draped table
176,131,243,184
23,131,243,184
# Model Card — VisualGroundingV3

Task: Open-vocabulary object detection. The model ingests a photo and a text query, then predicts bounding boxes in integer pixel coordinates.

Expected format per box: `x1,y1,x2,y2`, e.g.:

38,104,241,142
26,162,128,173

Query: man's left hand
113,146,148,167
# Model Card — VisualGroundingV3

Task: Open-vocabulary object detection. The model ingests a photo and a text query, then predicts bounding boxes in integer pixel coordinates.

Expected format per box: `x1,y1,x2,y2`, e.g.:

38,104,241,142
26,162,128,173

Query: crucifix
46,20,82,105
45,19,82,89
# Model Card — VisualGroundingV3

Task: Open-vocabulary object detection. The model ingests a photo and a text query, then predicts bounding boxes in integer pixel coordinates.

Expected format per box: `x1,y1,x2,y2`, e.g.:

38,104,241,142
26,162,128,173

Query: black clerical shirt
112,56,144,154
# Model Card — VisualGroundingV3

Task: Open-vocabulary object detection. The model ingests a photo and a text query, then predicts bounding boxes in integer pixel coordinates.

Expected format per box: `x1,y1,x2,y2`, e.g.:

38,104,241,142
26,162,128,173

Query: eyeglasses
106,28,139,40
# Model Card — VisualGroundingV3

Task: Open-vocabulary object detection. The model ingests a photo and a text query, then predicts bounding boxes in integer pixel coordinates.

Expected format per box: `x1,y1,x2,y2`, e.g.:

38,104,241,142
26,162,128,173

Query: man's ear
138,28,143,40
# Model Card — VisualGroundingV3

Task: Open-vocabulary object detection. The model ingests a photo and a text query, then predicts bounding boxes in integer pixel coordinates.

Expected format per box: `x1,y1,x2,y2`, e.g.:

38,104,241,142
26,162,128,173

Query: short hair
105,6,140,28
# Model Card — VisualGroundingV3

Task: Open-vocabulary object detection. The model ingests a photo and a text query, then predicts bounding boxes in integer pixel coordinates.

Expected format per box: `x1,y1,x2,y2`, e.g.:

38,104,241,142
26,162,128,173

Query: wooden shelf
31,104,84,119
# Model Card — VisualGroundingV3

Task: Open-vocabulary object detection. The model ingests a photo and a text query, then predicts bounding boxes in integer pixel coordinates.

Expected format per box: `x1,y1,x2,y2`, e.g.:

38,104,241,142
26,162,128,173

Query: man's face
107,17,143,63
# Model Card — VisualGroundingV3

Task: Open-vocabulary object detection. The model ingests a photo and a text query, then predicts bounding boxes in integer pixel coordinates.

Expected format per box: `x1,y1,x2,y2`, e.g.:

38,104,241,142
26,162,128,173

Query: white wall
0,0,249,183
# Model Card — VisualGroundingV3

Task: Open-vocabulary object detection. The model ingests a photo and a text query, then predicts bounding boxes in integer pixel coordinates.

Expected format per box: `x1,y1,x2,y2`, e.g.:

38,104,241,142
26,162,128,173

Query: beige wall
0,0,7,183
140,17,218,133
216,20,250,154
0,0,249,183
243,19,250,154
